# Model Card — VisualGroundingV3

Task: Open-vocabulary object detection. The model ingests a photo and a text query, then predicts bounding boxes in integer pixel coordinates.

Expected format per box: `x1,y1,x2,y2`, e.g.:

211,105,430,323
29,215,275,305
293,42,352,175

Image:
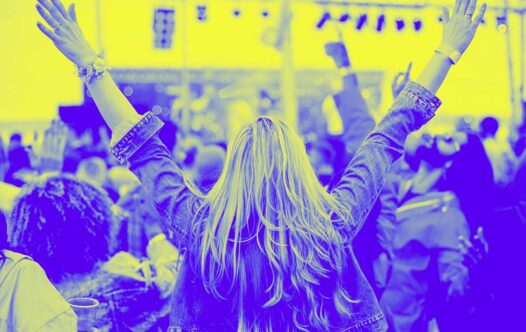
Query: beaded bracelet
77,56,109,84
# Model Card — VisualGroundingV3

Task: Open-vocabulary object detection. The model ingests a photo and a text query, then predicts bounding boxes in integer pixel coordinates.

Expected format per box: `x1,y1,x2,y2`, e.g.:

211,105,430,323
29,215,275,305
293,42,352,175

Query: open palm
36,0,97,67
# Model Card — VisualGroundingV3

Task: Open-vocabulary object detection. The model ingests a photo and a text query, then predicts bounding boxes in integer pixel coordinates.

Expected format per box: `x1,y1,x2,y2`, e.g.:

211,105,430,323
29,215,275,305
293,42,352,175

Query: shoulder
0,250,35,281
0,252,76,331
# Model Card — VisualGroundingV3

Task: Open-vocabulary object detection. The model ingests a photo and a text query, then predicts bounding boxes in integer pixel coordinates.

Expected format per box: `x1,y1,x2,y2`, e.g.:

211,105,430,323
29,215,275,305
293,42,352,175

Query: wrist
77,56,109,84
435,43,462,64
77,52,98,68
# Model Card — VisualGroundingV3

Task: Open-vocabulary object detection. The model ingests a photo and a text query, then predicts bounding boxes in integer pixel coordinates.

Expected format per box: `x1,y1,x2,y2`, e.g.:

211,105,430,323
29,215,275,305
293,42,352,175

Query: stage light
497,15,508,33
262,10,270,18
316,12,331,29
395,18,405,31
153,8,175,49
233,9,241,17
197,5,207,21
339,13,350,23
356,14,367,31
376,14,385,32
413,19,423,32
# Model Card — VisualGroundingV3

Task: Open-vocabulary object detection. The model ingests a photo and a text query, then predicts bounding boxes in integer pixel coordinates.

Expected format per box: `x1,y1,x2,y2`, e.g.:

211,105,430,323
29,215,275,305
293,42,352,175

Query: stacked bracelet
77,56,109,84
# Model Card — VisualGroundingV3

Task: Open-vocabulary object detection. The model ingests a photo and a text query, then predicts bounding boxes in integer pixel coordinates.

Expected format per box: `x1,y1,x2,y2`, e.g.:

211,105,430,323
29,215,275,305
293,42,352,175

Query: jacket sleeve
330,81,441,239
109,113,200,249
333,73,377,158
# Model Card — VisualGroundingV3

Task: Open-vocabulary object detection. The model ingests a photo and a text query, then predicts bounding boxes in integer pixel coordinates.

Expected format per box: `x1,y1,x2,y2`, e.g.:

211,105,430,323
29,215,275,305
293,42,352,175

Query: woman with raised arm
35,0,486,330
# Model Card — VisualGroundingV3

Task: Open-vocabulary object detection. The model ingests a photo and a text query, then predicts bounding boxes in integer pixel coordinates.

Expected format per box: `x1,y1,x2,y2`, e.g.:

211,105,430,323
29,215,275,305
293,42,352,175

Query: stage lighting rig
376,14,385,32
197,5,207,22
316,11,332,29
497,15,508,33
356,14,368,31
413,18,423,32
339,13,350,23
395,18,405,31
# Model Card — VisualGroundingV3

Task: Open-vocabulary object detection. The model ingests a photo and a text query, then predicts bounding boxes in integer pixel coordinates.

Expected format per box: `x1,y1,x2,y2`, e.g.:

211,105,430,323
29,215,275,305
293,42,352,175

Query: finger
392,72,404,86
36,4,59,29
454,0,462,14
37,0,67,25
459,0,469,15
68,3,78,23
458,243,468,255
441,7,450,24
404,62,413,80
473,3,487,28
37,22,58,42
477,227,489,252
466,0,477,16
51,0,69,20
459,235,474,250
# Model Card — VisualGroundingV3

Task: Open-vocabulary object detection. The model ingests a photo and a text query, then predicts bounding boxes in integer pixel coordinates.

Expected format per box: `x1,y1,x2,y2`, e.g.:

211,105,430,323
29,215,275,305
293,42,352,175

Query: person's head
407,132,494,228
198,116,354,330
405,132,465,171
9,174,112,282
8,133,22,148
479,116,500,139
76,157,108,186
439,133,494,229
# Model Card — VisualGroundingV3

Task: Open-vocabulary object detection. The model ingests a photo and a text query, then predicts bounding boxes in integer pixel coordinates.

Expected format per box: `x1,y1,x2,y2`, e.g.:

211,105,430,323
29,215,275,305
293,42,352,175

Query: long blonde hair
194,117,355,331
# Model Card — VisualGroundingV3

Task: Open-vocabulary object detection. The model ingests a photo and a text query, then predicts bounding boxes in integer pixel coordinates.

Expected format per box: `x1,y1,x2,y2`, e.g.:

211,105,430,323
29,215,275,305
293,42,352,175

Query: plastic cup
67,297,100,332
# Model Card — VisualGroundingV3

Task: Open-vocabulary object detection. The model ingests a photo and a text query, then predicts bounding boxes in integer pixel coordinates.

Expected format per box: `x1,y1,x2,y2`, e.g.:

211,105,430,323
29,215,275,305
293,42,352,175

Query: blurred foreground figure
10,175,179,331
479,116,517,187
0,209,77,331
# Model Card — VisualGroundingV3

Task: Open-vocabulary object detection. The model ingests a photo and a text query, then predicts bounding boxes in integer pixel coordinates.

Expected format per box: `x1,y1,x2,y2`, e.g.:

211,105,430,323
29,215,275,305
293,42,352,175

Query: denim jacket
110,81,441,331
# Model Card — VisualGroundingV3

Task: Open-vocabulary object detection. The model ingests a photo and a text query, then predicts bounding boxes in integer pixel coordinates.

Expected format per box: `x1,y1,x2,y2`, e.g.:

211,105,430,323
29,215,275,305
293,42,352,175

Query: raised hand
459,227,489,269
441,0,487,54
392,62,412,99
36,0,97,67
39,119,68,173
325,41,351,69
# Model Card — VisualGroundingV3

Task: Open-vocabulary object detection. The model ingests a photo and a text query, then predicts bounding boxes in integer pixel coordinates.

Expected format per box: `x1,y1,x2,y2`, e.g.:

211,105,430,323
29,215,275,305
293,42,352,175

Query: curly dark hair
9,173,113,282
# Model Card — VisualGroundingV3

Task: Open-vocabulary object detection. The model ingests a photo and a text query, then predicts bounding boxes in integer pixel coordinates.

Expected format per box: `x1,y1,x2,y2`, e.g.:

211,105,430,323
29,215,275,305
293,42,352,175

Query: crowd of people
1,0,525,331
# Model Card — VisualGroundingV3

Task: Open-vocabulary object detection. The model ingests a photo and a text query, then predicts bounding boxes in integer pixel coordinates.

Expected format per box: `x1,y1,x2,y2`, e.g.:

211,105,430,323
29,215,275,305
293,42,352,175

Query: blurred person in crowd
4,133,34,187
479,142,526,331
107,165,141,198
76,156,119,202
314,38,399,298
9,174,180,331
479,116,516,187
37,0,485,330
380,131,494,332
62,125,110,173
0,209,77,330
0,135,8,181
117,184,171,258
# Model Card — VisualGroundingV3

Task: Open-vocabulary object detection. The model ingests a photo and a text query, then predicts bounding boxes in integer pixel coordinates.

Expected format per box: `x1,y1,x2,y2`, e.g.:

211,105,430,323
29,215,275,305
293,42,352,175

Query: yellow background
1,0,524,136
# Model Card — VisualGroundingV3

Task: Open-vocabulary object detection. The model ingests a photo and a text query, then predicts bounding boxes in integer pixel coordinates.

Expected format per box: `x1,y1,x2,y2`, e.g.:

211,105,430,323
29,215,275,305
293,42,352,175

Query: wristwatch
435,43,462,64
